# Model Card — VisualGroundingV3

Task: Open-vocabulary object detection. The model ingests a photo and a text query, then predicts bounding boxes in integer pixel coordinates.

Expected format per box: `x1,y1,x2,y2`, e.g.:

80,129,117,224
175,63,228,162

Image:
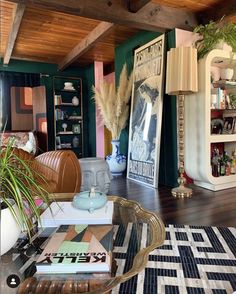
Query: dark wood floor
108,176,236,227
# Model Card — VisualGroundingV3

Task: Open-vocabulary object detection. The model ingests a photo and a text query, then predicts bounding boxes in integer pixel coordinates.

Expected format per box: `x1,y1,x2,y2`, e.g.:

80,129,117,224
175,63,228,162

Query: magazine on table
35,224,113,274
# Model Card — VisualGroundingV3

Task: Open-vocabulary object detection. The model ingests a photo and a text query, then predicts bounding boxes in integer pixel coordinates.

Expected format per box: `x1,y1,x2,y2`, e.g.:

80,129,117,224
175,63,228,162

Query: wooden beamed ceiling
1,0,236,70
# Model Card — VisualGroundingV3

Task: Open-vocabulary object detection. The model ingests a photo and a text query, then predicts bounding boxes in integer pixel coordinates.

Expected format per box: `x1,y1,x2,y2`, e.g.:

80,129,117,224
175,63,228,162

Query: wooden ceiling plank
59,21,114,70
3,3,26,64
126,0,151,13
197,0,236,23
6,0,197,32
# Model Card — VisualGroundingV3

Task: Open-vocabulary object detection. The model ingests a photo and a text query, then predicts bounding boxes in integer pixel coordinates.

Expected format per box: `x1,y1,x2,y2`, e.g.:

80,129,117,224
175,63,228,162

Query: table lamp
166,47,198,198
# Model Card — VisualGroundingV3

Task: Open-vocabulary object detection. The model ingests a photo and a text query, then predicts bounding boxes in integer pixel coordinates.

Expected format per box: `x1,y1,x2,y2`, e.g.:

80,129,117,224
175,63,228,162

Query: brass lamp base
171,175,192,198
171,185,192,198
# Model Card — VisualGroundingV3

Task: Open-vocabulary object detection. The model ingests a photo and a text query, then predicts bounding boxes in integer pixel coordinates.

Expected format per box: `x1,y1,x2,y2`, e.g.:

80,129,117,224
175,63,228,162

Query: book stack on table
35,224,113,274
39,201,113,227
35,201,115,275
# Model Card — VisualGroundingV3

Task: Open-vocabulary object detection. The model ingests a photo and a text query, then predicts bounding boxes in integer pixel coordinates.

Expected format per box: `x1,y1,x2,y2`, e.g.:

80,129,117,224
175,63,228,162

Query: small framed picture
72,124,81,134
222,117,235,134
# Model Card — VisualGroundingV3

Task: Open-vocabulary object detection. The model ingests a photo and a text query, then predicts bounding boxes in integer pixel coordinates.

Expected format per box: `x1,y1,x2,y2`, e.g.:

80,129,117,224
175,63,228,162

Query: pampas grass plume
92,63,133,140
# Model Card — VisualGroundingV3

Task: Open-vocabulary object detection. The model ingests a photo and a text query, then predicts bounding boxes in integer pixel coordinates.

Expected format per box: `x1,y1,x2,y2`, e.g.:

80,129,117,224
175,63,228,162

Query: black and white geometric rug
112,224,236,294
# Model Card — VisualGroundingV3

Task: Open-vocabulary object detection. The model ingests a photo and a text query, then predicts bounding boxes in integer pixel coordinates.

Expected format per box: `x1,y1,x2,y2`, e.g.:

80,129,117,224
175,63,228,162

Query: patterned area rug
112,224,236,294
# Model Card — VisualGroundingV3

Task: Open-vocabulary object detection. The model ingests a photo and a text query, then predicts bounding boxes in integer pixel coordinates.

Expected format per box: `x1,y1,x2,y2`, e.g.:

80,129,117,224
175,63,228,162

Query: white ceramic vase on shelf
220,68,234,80
72,96,79,106
106,140,126,176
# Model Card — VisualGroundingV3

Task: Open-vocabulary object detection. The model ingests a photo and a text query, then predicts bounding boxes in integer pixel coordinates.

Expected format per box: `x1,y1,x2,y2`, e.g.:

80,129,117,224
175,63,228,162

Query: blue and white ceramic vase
106,139,126,176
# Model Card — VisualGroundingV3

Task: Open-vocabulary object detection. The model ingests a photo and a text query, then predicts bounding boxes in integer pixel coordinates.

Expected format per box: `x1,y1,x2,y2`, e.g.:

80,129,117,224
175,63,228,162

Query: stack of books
35,224,113,274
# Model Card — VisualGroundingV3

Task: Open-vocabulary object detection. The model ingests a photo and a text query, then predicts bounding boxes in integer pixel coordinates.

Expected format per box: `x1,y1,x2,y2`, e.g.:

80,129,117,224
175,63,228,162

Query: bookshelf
53,76,83,158
185,49,236,190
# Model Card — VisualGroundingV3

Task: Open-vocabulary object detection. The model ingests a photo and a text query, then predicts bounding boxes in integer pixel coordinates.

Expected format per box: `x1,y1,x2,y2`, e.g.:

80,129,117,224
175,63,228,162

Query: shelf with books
53,76,83,158
185,49,236,191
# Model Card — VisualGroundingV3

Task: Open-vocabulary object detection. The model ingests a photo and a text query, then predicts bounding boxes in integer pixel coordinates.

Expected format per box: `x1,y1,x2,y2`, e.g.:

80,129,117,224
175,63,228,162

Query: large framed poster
127,34,165,187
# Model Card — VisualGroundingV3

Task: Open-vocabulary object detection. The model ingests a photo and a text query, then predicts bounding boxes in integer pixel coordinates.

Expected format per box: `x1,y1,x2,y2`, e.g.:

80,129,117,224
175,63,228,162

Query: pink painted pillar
94,61,105,158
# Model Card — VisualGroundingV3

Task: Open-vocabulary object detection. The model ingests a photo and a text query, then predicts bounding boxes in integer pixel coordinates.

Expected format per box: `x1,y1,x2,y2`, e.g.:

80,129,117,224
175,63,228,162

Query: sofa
12,148,81,194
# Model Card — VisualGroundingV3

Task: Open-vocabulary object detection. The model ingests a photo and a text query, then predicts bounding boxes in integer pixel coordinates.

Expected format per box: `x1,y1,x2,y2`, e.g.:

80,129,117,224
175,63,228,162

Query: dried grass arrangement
92,64,133,140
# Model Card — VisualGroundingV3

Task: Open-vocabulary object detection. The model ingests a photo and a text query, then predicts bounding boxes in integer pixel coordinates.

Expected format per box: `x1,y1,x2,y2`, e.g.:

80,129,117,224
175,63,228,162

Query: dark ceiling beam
197,0,236,23
6,0,198,32
59,22,114,70
125,0,151,13
3,3,25,65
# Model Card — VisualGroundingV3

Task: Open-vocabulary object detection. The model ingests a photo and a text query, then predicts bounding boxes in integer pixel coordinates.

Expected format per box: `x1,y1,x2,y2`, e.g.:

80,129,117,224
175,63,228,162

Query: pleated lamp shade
166,47,198,95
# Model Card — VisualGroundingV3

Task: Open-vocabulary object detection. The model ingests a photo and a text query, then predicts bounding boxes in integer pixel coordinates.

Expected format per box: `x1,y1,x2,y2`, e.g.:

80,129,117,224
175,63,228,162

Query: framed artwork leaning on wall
127,34,166,188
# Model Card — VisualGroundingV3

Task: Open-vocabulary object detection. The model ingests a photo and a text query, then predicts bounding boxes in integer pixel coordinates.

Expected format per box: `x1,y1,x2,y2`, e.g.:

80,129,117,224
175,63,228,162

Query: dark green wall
114,30,178,187
83,64,96,157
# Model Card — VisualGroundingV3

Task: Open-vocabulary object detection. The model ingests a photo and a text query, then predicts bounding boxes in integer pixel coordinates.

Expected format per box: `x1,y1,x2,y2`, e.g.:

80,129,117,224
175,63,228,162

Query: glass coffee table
0,194,165,294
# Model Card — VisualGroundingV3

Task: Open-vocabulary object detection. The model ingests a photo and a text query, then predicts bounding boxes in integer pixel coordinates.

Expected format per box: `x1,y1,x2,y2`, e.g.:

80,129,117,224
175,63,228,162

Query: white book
39,201,113,227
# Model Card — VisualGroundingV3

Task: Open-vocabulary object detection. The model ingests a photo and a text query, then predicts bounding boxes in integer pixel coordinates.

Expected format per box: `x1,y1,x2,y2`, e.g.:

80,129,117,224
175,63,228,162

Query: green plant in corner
0,137,51,242
194,17,236,59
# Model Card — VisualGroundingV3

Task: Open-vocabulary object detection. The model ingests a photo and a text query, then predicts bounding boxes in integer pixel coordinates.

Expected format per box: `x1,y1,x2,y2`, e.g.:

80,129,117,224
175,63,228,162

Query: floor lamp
166,47,198,198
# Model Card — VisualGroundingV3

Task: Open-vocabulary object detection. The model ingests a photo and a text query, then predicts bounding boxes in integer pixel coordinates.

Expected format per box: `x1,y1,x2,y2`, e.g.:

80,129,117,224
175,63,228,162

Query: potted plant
0,137,51,255
92,63,133,175
193,17,236,59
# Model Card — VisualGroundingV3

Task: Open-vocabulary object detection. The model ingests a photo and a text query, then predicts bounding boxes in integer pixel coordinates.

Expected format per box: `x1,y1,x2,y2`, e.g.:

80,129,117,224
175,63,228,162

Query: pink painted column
94,61,105,157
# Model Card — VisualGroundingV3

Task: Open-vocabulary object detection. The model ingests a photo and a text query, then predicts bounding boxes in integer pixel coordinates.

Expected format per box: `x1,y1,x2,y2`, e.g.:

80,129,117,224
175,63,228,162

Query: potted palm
92,63,133,175
0,137,51,255
194,17,236,59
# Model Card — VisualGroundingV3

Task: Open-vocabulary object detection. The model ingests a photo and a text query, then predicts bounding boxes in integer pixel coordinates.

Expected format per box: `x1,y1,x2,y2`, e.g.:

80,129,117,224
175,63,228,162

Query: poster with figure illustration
127,34,165,187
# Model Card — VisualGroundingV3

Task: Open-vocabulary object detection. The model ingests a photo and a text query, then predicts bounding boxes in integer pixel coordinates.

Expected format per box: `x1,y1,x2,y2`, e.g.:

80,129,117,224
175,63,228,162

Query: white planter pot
1,200,21,255
106,140,126,176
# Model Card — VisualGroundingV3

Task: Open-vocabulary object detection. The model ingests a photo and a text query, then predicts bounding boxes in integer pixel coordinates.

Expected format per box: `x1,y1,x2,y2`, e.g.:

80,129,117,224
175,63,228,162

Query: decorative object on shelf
62,110,69,120
72,124,80,134
62,122,68,132
79,157,112,194
220,68,234,80
210,66,221,82
72,136,79,148
166,46,198,198
54,94,62,105
222,117,234,134
92,63,133,175
0,137,51,255
64,82,75,90
229,93,236,109
72,187,107,213
193,17,236,59
72,96,79,106
56,136,61,149
211,118,224,134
